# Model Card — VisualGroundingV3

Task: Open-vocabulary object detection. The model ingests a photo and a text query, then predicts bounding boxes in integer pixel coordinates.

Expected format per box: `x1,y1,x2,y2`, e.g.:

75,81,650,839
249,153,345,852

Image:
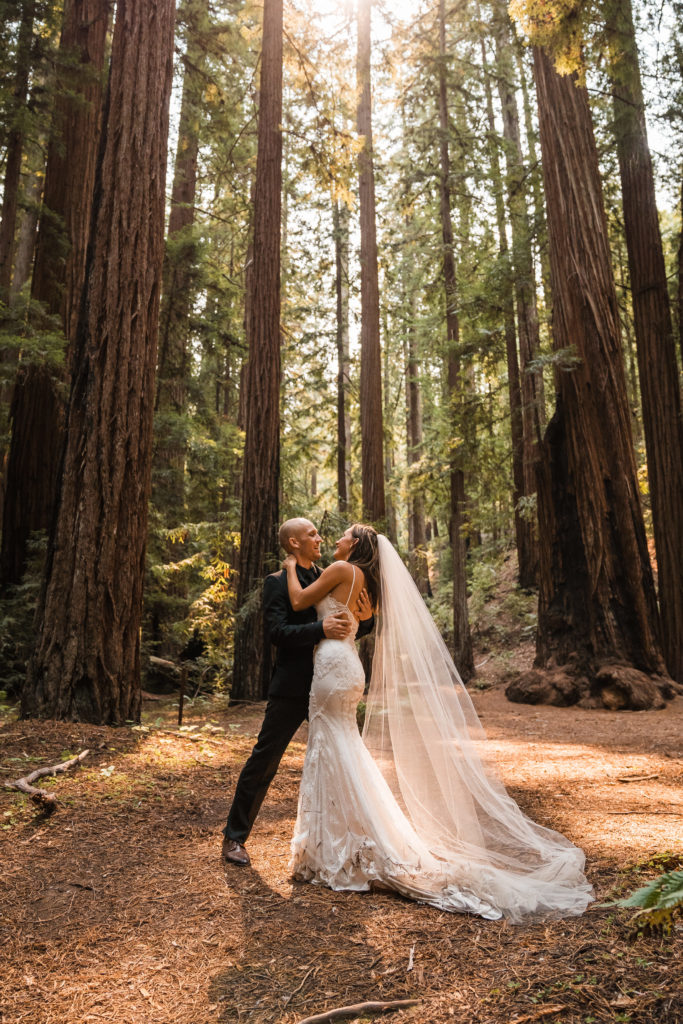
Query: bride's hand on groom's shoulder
282,554,297,570
354,588,373,622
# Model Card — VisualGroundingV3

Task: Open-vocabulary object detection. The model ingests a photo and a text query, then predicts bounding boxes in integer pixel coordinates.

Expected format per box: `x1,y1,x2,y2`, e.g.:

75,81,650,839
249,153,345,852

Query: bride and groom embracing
222,518,593,922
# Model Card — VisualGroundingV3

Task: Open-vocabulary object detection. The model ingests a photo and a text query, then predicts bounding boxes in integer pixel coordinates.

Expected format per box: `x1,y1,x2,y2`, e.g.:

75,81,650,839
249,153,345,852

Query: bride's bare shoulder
321,560,354,579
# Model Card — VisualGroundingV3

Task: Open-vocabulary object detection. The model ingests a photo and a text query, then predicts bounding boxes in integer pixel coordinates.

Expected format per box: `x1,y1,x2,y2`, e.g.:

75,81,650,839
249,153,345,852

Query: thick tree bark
437,0,473,681
23,0,175,723
153,0,208,520
493,8,543,588
356,0,385,522
231,0,283,702
333,199,352,514
0,0,35,304
507,49,674,712
1,0,109,590
607,0,683,684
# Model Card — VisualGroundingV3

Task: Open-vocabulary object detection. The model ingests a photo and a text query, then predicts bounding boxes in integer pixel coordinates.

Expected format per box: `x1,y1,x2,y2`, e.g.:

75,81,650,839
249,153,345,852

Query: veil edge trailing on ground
362,535,594,922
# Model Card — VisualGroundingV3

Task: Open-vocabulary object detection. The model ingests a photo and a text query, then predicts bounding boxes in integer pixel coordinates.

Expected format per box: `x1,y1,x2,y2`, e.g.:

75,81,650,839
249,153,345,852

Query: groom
221,517,374,866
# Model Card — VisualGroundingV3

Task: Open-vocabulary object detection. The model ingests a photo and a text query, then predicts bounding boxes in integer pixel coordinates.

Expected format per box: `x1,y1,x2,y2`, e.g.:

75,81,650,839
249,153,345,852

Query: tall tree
356,0,385,522
607,0,683,684
231,0,283,702
493,4,543,589
405,307,430,594
23,0,175,723
0,0,35,304
9,167,42,301
437,0,473,681
480,33,527,589
507,46,674,711
1,0,109,589
333,198,352,513
679,173,683,365
153,0,209,520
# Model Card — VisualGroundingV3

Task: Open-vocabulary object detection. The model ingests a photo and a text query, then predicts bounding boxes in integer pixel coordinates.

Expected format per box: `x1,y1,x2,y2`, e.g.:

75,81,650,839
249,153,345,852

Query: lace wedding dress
290,542,594,922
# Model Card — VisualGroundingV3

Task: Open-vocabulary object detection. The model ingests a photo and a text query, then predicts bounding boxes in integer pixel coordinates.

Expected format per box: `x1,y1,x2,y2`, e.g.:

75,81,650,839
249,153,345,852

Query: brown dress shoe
221,837,251,866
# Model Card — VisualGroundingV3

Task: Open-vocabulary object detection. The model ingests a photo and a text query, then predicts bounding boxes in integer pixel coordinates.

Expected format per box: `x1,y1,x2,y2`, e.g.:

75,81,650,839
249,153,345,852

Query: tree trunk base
506,661,681,711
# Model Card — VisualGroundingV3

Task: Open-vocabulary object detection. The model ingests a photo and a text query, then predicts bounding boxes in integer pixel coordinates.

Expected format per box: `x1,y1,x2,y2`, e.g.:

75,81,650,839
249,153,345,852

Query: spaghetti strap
344,564,356,607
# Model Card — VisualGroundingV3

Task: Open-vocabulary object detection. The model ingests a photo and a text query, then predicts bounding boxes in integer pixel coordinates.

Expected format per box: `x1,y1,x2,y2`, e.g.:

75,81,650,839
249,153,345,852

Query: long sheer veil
362,535,593,921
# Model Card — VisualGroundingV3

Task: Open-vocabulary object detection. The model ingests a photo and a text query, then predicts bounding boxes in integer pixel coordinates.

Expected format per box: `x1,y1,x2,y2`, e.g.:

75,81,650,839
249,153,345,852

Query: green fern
607,870,683,938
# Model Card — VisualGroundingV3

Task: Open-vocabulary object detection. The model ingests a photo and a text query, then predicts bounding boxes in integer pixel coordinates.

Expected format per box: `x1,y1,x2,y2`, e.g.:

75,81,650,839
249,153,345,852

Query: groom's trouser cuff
223,695,308,843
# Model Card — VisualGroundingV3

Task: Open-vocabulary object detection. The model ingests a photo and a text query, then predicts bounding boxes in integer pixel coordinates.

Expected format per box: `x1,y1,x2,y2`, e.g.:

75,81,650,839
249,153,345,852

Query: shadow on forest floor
1,683,681,1024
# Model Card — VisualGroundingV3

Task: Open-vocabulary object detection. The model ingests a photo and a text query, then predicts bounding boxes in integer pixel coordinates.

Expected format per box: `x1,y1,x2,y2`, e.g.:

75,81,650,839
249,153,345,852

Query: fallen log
5,750,90,814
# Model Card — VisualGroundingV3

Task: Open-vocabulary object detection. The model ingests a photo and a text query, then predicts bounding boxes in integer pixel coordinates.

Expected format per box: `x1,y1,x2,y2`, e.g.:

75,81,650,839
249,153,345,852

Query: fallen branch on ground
295,999,420,1024
510,1006,567,1023
5,750,90,813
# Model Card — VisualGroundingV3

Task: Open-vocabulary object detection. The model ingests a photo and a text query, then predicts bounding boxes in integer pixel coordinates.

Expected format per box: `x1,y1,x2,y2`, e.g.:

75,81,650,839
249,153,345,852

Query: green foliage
0,533,47,701
144,518,239,686
606,869,683,938
0,298,68,377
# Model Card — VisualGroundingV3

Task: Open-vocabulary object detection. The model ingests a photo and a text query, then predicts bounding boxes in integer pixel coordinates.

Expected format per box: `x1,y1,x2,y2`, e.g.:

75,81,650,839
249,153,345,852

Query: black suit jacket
263,565,374,699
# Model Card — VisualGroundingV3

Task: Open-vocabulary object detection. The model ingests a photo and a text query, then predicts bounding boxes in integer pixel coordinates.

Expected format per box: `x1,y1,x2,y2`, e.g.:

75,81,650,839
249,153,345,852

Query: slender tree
23,0,175,723
1,0,109,589
333,198,352,513
437,0,473,681
507,47,674,711
231,0,283,702
405,310,430,594
9,167,43,301
607,0,683,684
493,4,543,588
480,33,527,588
153,0,209,520
0,0,35,304
679,173,683,366
357,0,385,522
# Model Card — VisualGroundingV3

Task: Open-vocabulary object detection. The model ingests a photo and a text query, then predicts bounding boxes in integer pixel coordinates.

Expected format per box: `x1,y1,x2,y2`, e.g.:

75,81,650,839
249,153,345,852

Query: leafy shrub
606,869,683,938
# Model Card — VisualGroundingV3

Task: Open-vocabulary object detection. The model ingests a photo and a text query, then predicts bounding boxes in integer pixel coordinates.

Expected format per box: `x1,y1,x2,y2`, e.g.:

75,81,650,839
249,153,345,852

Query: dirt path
1,689,681,1024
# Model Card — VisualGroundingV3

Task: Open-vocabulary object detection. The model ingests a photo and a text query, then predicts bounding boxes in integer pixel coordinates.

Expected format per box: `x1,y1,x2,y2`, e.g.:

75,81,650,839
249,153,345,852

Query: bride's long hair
348,523,381,610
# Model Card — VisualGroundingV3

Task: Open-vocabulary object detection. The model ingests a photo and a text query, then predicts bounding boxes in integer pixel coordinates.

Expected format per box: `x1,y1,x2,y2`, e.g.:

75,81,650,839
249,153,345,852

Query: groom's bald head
279,518,317,554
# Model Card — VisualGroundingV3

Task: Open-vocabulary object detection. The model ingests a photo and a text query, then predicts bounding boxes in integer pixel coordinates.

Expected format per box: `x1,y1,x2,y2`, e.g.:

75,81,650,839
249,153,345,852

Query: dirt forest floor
1,675,682,1024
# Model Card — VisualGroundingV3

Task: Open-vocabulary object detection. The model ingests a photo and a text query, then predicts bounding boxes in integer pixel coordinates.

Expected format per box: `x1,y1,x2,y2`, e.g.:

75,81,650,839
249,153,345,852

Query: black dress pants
224,694,309,844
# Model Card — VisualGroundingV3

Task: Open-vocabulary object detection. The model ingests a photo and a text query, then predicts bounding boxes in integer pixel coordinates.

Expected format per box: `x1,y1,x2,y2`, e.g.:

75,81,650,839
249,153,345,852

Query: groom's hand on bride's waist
322,612,353,640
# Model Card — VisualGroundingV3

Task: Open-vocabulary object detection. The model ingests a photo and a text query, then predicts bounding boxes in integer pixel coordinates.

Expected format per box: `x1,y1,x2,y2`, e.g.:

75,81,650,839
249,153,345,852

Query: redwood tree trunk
678,172,683,367
506,49,674,712
0,0,35,304
608,0,683,684
153,0,208,519
1,0,109,589
333,199,352,514
23,0,175,724
231,0,283,702
480,35,528,589
437,0,473,681
494,7,542,589
405,318,430,595
9,168,43,300
357,0,385,522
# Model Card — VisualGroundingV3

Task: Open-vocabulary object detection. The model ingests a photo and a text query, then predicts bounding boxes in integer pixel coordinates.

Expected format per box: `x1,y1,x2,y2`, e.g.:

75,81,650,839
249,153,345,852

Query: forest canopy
0,0,681,723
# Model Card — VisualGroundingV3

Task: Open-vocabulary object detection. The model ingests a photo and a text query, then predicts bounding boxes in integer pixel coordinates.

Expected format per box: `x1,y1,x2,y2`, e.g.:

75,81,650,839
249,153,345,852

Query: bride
283,523,593,922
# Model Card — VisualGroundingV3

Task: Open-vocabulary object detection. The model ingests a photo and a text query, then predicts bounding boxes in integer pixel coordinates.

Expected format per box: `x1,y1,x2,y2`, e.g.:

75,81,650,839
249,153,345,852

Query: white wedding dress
290,540,593,922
